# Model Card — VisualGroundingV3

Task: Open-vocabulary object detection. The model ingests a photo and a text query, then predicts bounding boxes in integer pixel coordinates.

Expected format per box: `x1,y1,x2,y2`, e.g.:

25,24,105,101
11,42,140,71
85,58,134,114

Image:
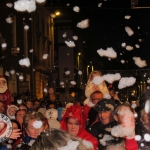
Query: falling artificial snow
6,3,13,8
77,19,89,29
65,40,75,47
135,44,140,48
98,3,103,7
70,81,76,85
133,57,147,68
42,54,48,59
103,73,121,84
6,17,13,23
62,32,67,38
78,70,82,75
97,47,117,59
124,15,131,19
65,70,70,75
126,45,134,51
72,36,78,40
19,58,30,67
118,77,136,89
91,76,104,85
125,26,134,36
121,60,125,64
73,6,80,12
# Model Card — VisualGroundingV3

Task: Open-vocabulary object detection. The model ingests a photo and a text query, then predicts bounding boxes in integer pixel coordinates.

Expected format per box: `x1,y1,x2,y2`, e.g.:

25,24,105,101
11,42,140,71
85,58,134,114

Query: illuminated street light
55,11,60,16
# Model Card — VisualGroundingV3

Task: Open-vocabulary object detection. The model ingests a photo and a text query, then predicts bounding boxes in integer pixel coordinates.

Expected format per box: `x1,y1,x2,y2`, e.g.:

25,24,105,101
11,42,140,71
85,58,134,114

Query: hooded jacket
60,105,98,150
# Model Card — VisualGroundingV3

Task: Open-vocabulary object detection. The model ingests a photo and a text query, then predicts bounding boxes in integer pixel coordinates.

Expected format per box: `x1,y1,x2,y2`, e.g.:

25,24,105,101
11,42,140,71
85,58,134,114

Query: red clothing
60,105,98,150
0,89,11,112
125,138,138,150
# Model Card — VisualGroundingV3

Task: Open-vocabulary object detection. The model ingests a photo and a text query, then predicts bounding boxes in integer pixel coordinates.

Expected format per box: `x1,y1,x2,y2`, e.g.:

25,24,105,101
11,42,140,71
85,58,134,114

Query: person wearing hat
60,104,98,150
89,98,125,150
0,75,11,112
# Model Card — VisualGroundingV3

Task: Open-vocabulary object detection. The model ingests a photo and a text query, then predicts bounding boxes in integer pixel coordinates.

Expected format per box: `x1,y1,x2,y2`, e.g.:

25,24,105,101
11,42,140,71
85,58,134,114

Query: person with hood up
60,104,98,150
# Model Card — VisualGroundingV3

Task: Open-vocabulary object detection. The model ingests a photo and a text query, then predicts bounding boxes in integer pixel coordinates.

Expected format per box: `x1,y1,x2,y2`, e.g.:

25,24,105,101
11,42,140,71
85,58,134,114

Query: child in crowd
7,105,18,119
85,70,109,100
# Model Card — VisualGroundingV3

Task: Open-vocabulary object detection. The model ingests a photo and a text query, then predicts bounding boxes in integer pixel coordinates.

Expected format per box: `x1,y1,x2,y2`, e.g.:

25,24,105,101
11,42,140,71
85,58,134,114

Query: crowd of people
0,71,150,150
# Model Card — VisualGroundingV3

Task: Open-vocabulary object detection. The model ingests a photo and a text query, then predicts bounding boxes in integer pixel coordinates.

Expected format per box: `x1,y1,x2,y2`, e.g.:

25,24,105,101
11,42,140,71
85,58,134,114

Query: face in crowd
48,88,54,95
67,117,80,136
91,92,103,105
26,119,45,139
16,109,26,127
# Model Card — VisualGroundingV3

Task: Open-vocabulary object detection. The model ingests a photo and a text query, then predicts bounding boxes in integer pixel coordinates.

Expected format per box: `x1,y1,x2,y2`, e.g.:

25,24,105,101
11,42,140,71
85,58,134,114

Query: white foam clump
72,36,78,40
42,54,48,59
144,133,150,142
35,0,46,3
111,108,135,138
78,70,82,75
77,19,89,29
1,43,7,48
126,45,133,51
135,135,141,141
62,32,67,38
125,26,134,36
6,17,13,23
118,77,136,89
103,73,121,84
24,25,29,30
5,71,10,76
124,15,131,19
43,88,47,93
91,76,104,85
60,81,64,86
14,0,36,13
97,47,117,59
10,70,15,74
6,3,13,8
121,42,126,48
19,75,24,80
98,3,103,7
135,44,140,48
19,58,30,67
133,57,147,68
121,60,125,64
70,81,76,85
65,71,70,75
65,40,75,47
73,6,80,12
33,120,43,129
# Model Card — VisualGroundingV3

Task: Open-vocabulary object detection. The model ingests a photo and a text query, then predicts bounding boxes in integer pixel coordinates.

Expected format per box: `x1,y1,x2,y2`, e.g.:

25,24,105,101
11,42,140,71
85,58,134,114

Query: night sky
47,0,150,70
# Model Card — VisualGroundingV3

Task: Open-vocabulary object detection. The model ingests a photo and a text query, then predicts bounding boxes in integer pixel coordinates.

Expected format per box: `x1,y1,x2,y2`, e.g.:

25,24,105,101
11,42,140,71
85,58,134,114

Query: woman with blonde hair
30,128,89,150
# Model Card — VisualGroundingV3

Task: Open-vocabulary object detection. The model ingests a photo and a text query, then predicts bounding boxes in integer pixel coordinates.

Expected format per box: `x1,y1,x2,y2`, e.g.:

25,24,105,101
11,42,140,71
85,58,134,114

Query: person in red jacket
0,75,11,112
60,104,98,150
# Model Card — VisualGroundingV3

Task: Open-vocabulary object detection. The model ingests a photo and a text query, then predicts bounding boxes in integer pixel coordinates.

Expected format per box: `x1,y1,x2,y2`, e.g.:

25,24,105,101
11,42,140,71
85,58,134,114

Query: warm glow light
55,11,60,16
78,53,81,56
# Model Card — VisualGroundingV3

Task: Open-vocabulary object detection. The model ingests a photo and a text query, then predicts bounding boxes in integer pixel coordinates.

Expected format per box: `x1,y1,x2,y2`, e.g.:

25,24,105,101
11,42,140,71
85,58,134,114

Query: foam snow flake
19,58,30,67
62,32,67,38
144,133,150,142
73,6,80,12
103,73,121,84
97,47,117,59
135,44,140,48
43,88,47,93
42,54,48,59
70,81,76,85
121,43,126,48
124,15,131,19
6,3,13,8
126,45,133,51
60,81,64,85
133,57,147,68
6,17,13,23
118,77,136,89
1,43,7,48
121,60,125,64
29,49,33,53
24,25,29,30
19,75,24,80
72,36,78,40
33,120,43,128
5,71,10,76
78,70,82,75
91,76,104,85
35,0,46,3
77,19,89,29
125,26,134,36
14,0,36,13
98,3,102,7
65,71,70,75
65,40,75,47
